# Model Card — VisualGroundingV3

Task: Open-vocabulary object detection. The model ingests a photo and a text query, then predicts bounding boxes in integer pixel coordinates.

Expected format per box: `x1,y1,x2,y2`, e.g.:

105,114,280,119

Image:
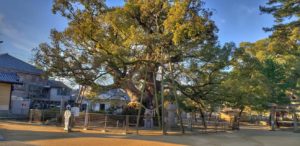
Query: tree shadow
0,128,190,146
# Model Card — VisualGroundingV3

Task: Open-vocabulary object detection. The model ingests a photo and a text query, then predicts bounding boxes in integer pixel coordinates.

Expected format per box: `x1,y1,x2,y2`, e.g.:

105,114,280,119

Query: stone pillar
187,112,192,130
144,108,154,129
166,102,177,129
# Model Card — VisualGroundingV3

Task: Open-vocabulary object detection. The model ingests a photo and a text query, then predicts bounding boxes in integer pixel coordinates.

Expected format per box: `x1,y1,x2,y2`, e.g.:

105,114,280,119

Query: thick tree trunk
169,63,185,134
123,80,141,103
208,111,213,121
79,86,86,109
75,85,83,105
199,106,207,129
237,108,243,129
232,107,244,130
75,85,86,110
122,73,155,109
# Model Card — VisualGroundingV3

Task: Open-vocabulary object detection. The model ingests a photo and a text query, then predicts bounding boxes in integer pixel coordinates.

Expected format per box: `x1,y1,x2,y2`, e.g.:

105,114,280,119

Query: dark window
28,84,45,98
57,88,70,96
100,104,105,110
14,83,25,91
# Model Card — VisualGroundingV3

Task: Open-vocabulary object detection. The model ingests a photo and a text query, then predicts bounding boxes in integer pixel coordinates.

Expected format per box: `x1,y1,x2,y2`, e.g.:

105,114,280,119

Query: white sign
187,113,191,119
71,107,80,117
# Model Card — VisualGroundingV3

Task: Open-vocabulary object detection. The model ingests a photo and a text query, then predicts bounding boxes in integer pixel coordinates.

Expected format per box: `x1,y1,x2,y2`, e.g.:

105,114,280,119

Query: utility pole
0,41,3,51
160,66,166,135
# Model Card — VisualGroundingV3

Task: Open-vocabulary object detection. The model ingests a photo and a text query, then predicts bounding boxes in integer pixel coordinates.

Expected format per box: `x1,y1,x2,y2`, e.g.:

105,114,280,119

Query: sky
0,0,275,62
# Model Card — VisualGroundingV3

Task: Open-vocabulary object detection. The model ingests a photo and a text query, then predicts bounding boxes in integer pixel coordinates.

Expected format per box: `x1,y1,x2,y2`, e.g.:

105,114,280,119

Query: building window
28,84,45,98
57,88,70,96
100,104,105,110
14,83,26,91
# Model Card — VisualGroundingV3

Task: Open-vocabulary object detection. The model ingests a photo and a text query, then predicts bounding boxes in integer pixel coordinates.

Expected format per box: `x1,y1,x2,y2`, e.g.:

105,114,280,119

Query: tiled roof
98,89,130,101
0,53,43,75
0,72,22,84
48,80,70,89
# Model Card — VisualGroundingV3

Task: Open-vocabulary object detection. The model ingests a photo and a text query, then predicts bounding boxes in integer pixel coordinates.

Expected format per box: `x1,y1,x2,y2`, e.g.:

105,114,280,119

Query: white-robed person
64,105,72,131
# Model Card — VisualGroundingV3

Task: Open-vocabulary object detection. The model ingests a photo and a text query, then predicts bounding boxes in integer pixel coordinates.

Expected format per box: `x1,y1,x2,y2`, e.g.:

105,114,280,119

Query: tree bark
199,106,207,129
232,107,244,130
122,72,156,109
208,111,213,121
123,80,141,103
169,63,185,134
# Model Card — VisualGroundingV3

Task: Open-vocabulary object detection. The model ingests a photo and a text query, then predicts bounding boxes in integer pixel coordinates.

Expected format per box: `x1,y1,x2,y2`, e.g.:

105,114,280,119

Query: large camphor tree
34,0,220,109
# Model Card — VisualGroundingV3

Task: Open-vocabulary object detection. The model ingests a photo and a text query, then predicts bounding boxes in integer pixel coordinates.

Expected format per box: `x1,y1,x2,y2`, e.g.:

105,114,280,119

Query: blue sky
0,0,274,62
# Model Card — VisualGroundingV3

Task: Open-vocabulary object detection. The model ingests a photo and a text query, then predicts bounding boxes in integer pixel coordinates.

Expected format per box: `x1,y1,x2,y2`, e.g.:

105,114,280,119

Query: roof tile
0,53,43,75
0,72,22,84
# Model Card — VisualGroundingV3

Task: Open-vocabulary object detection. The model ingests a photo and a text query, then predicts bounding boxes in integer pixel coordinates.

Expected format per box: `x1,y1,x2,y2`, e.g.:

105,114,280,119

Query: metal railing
28,109,231,134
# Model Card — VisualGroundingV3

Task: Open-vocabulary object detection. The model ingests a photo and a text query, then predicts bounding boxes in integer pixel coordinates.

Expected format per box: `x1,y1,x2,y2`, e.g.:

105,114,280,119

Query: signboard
11,99,30,115
71,107,80,117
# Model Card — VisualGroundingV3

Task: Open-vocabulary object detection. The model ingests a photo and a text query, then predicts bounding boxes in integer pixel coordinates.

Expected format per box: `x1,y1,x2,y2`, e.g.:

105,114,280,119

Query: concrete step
0,111,10,118
0,111,28,120
0,135,4,141
0,110,9,114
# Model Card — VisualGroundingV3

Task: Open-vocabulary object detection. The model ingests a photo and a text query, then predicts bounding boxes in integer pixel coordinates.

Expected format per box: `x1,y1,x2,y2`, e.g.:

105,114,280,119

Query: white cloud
220,18,226,24
0,13,36,52
240,5,257,15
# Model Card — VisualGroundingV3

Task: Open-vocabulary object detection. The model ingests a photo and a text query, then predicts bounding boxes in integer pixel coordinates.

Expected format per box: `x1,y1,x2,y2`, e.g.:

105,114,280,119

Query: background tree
221,46,269,129
260,0,300,97
216,0,300,123
260,0,300,32
172,43,232,128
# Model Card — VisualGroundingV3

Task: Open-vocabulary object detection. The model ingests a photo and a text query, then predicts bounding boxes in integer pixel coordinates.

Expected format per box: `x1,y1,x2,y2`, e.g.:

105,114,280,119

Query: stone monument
166,102,177,128
144,107,154,129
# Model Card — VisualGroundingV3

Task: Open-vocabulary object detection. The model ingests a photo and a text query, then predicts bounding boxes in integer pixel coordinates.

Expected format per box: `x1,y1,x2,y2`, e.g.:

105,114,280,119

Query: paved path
0,121,299,146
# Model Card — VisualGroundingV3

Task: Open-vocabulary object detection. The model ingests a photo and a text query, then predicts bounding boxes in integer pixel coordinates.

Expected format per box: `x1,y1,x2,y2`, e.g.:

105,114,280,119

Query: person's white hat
66,105,71,109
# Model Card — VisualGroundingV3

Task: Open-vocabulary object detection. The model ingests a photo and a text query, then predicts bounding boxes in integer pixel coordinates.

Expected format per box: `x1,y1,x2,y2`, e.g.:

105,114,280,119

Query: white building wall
50,88,59,101
105,102,111,110
92,103,100,111
50,88,70,101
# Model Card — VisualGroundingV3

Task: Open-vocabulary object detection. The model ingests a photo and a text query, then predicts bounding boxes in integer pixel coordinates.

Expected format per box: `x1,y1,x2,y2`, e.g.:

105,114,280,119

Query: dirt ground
0,121,299,146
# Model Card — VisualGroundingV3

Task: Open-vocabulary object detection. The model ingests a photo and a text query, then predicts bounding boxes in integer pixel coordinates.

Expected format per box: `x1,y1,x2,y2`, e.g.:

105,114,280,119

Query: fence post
83,103,90,130
191,117,193,132
103,115,107,132
83,111,89,130
41,109,45,124
29,109,33,123
136,115,139,135
293,109,298,132
215,115,218,132
124,115,129,135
